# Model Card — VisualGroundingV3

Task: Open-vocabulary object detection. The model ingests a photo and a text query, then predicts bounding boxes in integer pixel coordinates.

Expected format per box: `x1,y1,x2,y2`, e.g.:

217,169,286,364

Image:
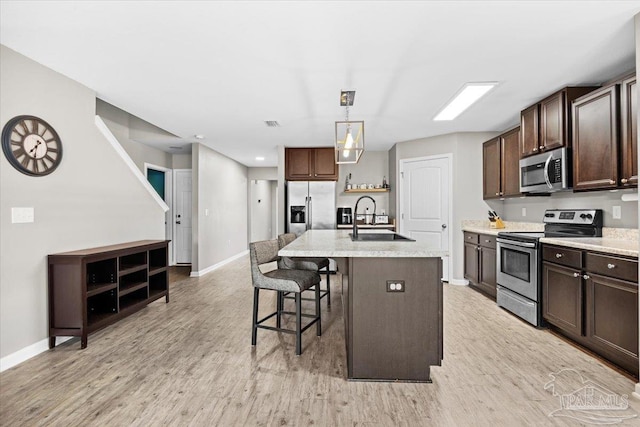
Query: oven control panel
543,209,601,225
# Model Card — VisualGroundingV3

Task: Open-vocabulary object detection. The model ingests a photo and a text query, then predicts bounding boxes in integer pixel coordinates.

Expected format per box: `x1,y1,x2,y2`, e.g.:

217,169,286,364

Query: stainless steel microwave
519,147,570,193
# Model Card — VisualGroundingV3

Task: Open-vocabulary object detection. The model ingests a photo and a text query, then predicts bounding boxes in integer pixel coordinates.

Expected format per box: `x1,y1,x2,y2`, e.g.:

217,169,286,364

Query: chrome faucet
353,196,376,238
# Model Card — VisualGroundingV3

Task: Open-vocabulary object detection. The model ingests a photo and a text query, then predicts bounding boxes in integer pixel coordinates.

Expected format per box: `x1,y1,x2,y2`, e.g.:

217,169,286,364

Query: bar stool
249,239,321,355
277,233,331,307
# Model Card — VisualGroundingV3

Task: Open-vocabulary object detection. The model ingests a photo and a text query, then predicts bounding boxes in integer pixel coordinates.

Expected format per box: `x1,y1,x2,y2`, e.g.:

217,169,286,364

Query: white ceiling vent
264,120,280,127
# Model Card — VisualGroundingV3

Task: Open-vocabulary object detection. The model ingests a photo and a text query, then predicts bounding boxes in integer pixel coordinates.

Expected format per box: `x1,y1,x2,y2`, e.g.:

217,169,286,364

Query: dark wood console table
48,240,170,349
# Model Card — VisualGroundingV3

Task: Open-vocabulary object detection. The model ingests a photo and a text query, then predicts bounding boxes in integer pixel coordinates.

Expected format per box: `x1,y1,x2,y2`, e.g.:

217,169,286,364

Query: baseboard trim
448,278,469,286
633,383,640,400
190,250,249,277
1,336,72,372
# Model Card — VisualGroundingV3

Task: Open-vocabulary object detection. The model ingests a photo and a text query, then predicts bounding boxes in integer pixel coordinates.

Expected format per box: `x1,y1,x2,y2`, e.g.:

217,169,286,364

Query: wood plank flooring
1,256,639,426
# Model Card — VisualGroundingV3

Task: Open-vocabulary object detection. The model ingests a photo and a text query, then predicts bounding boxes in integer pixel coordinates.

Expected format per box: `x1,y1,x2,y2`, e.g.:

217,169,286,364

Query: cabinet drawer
542,245,582,269
586,253,638,283
479,234,496,249
464,232,479,244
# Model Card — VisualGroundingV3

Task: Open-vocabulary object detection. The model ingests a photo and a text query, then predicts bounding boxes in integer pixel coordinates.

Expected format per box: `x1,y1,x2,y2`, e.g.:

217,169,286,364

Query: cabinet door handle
485,239,491,243
621,178,629,184
499,192,503,196
555,253,563,258
533,148,538,152
583,274,590,280
607,263,616,269
573,272,580,278
539,145,544,150
609,179,615,185
477,247,481,251
495,192,499,196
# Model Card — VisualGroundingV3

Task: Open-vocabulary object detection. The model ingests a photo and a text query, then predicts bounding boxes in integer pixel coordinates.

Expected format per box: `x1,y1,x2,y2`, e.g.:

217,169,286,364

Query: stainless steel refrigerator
286,181,336,236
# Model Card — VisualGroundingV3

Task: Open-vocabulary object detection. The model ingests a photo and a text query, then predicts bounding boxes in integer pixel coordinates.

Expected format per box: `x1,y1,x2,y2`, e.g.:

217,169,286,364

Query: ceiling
1,1,639,167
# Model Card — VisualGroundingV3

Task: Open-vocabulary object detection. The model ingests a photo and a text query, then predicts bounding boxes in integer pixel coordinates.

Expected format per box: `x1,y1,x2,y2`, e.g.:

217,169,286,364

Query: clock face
1,115,62,176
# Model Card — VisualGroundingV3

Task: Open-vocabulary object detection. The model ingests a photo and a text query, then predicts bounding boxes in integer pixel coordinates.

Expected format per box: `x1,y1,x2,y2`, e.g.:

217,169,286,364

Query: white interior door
174,170,192,264
399,155,451,281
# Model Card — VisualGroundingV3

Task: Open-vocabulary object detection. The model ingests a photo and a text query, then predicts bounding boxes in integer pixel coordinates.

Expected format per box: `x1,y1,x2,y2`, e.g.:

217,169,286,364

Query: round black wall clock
2,115,63,176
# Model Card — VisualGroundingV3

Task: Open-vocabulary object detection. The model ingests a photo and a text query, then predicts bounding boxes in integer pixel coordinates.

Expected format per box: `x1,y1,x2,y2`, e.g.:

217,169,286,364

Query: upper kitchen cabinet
520,87,598,158
483,127,521,199
285,147,338,181
572,84,619,191
572,73,637,191
620,74,637,187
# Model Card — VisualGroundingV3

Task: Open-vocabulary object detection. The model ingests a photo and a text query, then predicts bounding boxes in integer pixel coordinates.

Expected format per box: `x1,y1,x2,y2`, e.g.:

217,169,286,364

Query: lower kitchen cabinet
542,262,583,337
463,232,497,299
542,244,638,376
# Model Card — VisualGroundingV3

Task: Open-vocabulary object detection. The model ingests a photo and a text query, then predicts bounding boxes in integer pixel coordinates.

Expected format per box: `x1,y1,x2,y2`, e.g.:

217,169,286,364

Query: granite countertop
279,229,449,258
461,220,544,236
461,220,638,258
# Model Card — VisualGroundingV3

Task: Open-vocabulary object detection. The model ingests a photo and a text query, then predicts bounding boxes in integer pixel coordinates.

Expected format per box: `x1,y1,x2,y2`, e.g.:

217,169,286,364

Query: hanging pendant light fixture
335,90,364,164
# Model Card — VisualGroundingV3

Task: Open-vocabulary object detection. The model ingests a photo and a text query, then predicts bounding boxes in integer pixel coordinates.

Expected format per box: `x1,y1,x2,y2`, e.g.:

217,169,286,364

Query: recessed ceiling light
434,82,498,121
194,134,205,139
255,157,265,161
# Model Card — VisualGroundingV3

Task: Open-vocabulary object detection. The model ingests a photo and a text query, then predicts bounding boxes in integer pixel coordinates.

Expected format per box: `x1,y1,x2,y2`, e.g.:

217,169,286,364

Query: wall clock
1,115,63,176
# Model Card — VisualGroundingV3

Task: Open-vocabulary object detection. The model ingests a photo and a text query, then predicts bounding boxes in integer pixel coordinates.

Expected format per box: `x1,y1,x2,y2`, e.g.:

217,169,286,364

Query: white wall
392,132,499,283
191,143,248,274
0,45,165,359
337,151,390,216
248,167,277,181
96,99,173,172
250,180,275,242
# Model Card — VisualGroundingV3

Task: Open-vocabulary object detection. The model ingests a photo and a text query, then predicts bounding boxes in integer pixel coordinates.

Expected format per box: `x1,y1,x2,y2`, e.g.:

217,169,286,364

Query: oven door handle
543,154,553,189
497,238,537,248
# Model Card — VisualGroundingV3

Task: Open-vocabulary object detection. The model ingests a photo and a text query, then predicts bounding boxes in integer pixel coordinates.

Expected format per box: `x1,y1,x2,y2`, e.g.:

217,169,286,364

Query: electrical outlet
522,207,527,217
613,206,622,219
386,280,405,292
11,207,34,223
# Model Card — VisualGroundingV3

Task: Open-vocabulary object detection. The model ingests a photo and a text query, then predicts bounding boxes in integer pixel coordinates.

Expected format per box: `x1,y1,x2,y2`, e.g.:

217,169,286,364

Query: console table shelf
48,240,170,349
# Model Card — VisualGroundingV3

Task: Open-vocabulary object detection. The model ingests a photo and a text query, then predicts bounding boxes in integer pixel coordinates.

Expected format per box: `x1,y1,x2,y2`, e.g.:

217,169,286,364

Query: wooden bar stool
249,239,321,355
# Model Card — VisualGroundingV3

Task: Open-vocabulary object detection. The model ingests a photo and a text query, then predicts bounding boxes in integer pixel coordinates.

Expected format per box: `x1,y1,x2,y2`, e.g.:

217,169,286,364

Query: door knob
441,224,447,229
176,221,181,224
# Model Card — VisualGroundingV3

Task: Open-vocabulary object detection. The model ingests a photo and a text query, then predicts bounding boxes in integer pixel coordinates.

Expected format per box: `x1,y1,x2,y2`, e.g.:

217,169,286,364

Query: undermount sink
349,232,415,242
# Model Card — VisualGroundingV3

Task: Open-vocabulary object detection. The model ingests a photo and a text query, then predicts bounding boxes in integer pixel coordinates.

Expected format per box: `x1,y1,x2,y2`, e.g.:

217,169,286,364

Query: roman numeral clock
2,115,63,176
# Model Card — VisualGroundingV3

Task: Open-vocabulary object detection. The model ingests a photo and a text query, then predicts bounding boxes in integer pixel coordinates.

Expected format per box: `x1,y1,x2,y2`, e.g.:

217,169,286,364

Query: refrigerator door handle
307,196,312,230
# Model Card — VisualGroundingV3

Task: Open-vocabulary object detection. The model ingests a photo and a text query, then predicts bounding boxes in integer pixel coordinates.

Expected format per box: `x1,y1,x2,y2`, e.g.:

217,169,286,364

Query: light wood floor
2,256,639,426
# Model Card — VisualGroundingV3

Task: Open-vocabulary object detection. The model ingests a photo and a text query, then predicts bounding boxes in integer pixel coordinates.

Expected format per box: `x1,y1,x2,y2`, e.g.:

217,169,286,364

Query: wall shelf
344,188,390,193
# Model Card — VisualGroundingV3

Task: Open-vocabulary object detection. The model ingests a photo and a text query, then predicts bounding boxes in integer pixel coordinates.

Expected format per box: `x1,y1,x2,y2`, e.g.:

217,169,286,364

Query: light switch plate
12,207,34,223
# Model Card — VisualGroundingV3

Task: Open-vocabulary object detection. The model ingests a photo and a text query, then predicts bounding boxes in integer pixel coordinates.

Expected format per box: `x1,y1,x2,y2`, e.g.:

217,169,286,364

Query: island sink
349,233,415,242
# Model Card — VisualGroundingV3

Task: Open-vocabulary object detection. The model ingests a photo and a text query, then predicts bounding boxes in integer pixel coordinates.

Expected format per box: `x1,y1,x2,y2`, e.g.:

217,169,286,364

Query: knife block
490,218,505,229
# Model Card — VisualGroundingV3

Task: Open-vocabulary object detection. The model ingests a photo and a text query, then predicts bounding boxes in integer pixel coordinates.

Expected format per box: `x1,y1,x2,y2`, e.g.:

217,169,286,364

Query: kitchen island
279,229,448,382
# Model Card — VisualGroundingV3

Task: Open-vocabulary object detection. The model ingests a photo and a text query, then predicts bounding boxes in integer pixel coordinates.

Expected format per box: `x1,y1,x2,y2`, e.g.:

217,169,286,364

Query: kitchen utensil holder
490,218,505,229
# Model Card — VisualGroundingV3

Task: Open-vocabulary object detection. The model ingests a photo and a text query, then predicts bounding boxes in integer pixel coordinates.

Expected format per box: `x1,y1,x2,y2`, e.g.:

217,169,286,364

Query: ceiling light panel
434,82,498,121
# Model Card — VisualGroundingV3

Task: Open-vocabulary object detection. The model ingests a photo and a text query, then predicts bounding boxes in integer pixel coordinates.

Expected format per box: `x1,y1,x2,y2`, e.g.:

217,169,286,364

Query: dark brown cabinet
48,240,170,349
542,244,638,376
482,127,521,199
542,262,583,336
285,147,338,181
463,232,497,298
572,85,619,191
572,74,637,191
520,87,597,158
620,75,637,187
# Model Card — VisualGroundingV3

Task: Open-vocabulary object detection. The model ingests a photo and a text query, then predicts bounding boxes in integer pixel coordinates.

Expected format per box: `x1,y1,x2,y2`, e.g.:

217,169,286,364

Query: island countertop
278,229,449,258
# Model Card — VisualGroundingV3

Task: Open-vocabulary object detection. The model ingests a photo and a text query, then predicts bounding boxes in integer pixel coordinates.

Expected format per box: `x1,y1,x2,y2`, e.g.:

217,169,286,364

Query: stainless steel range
496,209,603,326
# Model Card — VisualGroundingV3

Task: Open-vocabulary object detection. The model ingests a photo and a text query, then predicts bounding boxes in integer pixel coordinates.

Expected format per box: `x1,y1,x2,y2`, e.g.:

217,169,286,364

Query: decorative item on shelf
345,172,352,191
382,176,389,189
335,90,364,164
